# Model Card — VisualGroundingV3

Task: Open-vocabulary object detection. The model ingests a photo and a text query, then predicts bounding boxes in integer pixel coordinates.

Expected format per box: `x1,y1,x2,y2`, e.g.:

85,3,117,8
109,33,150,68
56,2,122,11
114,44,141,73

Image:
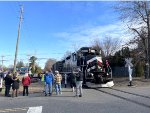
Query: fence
112,67,135,77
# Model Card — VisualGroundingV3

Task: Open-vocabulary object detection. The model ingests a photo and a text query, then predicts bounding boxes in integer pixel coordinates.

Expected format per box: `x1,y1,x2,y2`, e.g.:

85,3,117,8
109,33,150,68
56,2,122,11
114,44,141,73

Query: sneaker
49,93,52,96
7,95,11,97
79,95,82,97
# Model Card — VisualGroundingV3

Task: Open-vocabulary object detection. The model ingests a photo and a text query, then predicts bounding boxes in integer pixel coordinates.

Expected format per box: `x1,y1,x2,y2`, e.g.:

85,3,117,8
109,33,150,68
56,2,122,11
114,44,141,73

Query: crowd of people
0,71,31,97
0,68,84,98
42,68,83,97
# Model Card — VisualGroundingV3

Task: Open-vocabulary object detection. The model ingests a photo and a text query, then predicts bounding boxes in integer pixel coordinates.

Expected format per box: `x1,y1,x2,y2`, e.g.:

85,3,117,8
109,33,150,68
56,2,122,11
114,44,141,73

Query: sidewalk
0,81,74,97
1,77,150,97
0,81,44,96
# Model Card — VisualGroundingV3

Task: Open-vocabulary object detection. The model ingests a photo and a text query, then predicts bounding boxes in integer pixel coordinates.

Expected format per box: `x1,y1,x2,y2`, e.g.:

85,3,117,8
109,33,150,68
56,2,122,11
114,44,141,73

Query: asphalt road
0,85,150,113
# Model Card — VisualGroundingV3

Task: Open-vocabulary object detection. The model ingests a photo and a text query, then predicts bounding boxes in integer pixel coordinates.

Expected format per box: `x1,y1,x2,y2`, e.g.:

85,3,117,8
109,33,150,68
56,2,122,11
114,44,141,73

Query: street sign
125,58,133,67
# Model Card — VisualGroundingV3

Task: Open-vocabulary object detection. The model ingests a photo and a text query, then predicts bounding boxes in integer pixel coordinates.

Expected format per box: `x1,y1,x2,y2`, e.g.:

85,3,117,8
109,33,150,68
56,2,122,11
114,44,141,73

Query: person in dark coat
4,72,13,97
12,72,20,98
70,70,76,92
75,68,83,97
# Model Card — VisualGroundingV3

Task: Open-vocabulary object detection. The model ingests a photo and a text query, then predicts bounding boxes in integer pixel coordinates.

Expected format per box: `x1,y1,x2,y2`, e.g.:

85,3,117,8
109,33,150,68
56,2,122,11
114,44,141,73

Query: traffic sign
125,58,133,67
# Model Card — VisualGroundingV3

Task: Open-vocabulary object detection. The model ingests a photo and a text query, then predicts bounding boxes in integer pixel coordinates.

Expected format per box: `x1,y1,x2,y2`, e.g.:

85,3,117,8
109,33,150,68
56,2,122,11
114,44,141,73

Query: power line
0,55,9,71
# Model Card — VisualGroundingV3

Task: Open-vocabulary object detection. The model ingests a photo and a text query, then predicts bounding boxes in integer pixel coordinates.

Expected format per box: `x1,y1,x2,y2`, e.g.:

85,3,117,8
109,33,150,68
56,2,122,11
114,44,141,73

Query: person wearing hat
75,68,83,97
54,70,62,95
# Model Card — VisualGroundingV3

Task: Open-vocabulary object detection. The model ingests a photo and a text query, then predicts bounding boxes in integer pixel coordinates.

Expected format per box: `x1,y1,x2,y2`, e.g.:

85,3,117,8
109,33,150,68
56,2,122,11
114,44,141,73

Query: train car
52,47,114,87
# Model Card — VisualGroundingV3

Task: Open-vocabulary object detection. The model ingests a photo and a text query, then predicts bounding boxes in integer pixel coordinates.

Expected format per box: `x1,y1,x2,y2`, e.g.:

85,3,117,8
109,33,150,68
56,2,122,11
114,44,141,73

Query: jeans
76,81,83,96
55,83,62,95
45,83,52,95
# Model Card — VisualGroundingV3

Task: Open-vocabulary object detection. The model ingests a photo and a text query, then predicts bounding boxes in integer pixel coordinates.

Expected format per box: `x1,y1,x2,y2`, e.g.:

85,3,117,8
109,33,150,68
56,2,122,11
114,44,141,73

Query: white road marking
0,107,27,112
27,106,42,113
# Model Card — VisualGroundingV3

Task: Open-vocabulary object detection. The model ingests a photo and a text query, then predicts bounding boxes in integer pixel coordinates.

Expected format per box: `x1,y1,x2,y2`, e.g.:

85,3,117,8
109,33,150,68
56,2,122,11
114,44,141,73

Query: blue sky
0,1,130,69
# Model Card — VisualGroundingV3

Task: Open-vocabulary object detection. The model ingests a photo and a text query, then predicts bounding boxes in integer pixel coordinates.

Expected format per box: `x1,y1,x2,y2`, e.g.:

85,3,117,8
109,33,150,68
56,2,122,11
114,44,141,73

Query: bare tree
44,58,57,71
72,43,80,52
91,38,105,57
61,51,72,60
92,37,121,57
115,1,150,78
102,36,121,56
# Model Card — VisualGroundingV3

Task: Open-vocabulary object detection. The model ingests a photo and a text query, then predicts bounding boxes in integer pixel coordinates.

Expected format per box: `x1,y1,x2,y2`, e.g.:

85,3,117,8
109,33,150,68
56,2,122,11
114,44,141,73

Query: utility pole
13,6,23,73
0,55,8,72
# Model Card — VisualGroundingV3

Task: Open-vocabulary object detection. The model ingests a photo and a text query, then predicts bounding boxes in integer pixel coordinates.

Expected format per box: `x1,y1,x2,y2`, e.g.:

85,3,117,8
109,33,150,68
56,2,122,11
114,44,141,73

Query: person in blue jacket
44,70,54,96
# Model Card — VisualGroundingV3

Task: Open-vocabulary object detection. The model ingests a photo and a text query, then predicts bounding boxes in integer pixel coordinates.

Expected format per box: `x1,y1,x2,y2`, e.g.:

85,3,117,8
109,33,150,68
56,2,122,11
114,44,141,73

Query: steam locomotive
52,47,114,87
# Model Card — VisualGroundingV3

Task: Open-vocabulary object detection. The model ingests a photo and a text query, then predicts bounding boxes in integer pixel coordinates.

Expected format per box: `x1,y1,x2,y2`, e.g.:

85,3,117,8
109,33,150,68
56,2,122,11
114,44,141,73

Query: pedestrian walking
55,71,62,95
70,70,76,92
4,72,13,97
12,72,20,98
75,68,83,97
22,73,31,96
44,70,54,96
